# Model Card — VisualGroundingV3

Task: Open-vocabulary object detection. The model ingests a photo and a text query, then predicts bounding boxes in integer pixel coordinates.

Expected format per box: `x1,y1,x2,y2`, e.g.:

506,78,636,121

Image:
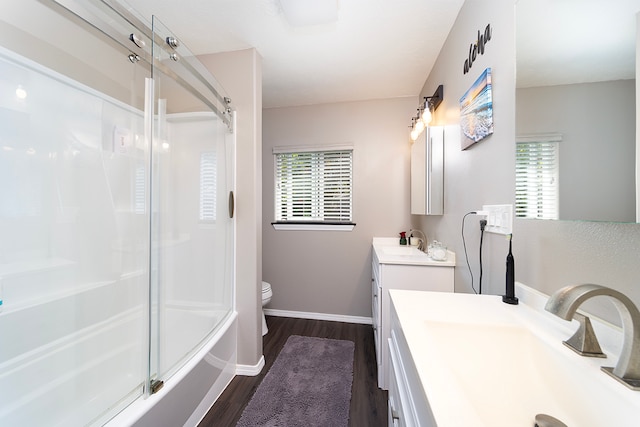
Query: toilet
261,281,273,336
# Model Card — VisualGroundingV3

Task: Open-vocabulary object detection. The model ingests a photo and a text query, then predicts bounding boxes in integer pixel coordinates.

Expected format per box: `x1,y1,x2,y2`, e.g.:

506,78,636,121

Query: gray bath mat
236,335,355,427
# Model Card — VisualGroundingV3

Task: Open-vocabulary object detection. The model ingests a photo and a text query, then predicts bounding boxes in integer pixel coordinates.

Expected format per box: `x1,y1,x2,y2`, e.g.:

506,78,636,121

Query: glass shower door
149,16,234,384
0,0,152,425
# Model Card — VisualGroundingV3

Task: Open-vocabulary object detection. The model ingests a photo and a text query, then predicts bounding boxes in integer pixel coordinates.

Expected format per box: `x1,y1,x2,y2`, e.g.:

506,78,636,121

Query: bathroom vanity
388,285,640,427
372,238,455,390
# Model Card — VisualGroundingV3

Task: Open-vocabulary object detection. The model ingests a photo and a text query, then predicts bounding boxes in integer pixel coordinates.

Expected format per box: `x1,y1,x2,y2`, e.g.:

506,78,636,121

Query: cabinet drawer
372,274,379,299
388,334,413,427
372,285,380,324
388,357,404,427
372,260,380,285
372,292,381,361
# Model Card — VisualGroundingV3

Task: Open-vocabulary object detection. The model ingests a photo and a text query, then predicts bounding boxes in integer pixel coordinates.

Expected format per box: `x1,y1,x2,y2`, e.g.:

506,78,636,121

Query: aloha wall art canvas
460,67,493,150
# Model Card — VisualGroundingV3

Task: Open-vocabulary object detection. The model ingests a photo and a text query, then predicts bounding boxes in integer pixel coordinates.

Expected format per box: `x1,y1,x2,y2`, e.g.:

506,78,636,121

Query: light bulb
421,107,432,124
414,120,425,134
410,128,419,141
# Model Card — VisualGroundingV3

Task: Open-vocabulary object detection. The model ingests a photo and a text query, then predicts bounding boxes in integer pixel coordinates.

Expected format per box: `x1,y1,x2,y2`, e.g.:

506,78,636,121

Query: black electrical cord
461,212,478,294
479,219,487,295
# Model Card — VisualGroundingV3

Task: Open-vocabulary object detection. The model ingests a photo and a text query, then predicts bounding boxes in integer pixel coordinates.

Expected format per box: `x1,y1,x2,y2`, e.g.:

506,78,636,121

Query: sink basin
423,321,616,426
378,246,425,257
390,288,640,427
372,238,456,266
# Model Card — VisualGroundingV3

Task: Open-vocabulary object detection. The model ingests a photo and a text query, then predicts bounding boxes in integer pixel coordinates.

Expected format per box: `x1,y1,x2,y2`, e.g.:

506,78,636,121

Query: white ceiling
122,0,640,108
124,0,465,108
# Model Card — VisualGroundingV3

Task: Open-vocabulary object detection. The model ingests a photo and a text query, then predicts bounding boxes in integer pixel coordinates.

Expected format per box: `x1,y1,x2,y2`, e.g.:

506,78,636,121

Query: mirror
516,0,639,222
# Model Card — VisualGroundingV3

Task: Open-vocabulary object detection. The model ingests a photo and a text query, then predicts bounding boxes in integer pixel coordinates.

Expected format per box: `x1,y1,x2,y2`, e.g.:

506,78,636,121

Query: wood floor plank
198,316,388,427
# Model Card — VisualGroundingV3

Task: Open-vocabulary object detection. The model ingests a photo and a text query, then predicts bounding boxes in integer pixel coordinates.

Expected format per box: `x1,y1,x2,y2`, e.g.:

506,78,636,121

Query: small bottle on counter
399,231,407,245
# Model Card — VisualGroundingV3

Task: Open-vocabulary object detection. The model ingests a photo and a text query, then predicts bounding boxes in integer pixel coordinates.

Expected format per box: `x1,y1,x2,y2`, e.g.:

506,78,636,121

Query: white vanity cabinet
372,239,454,390
388,292,437,427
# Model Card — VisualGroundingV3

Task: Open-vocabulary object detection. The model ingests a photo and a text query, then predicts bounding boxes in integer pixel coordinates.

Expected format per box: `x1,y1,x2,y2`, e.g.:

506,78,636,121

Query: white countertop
372,237,455,267
389,285,639,427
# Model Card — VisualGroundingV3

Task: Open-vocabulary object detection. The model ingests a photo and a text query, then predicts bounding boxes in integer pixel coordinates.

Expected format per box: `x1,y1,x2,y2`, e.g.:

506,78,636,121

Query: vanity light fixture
414,118,425,134
410,117,423,141
410,85,444,141
423,84,444,124
421,104,432,125
409,112,423,141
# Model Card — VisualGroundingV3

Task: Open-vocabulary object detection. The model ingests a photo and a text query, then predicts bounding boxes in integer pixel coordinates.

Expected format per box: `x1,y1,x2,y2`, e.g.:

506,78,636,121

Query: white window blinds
274,148,353,223
199,151,217,222
515,134,560,220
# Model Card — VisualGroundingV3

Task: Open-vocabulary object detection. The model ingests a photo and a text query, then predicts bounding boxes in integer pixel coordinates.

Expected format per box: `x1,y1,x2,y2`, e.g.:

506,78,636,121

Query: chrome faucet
409,229,428,252
545,284,640,390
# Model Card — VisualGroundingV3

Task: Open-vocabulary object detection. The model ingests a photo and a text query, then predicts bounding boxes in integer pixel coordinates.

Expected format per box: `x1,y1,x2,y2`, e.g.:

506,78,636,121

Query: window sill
271,222,356,232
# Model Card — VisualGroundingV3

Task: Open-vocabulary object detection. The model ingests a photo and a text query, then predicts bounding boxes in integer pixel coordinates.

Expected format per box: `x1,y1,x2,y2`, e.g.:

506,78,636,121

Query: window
199,151,216,222
273,146,354,230
515,134,560,220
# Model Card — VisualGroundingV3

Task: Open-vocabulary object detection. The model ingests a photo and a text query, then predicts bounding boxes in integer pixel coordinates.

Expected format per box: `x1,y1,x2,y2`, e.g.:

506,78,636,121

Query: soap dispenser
399,231,407,245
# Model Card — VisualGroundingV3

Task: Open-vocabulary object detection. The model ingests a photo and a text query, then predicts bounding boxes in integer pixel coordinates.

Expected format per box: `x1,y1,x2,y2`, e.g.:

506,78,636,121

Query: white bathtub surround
388,283,639,427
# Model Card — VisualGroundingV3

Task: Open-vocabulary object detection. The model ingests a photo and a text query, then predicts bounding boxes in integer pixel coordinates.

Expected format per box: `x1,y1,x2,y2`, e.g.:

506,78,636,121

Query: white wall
262,97,416,318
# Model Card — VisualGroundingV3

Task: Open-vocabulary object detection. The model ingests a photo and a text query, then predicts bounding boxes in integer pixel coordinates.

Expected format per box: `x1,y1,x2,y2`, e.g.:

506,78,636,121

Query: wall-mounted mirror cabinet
411,125,444,215
516,0,639,223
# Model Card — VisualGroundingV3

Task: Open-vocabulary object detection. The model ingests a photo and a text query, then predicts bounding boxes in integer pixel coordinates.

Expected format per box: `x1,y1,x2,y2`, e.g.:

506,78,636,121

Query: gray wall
262,98,416,318
414,0,516,297
414,0,640,324
261,0,640,327
517,80,636,222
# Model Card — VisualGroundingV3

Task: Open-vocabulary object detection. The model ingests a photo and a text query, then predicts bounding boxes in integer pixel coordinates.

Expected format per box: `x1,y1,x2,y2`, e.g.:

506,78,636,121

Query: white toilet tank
261,281,272,306
261,281,272,336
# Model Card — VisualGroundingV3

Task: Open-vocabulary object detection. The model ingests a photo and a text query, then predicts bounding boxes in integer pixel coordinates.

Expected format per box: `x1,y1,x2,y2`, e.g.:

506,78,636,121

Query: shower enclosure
0,1,236,425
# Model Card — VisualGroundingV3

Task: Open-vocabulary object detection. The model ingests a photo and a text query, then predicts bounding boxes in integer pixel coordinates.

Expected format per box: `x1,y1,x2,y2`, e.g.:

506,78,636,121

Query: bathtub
0,263,237,427
109,311,237,427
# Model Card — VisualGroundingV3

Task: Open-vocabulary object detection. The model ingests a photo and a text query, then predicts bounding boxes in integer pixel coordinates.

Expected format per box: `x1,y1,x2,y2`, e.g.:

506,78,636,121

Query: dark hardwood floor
198,316,388,426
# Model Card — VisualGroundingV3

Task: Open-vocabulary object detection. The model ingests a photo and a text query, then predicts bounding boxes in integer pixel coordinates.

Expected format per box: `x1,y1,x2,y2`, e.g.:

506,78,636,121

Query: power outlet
482,204,513,235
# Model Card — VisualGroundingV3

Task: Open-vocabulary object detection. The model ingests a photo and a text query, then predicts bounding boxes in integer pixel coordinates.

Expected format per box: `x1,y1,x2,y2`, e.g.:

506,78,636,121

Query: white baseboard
264,308,372,325
236,355,265,376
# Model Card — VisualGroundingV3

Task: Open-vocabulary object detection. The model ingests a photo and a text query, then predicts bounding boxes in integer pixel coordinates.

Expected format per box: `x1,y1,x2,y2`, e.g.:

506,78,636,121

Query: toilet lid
262,281,271,292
